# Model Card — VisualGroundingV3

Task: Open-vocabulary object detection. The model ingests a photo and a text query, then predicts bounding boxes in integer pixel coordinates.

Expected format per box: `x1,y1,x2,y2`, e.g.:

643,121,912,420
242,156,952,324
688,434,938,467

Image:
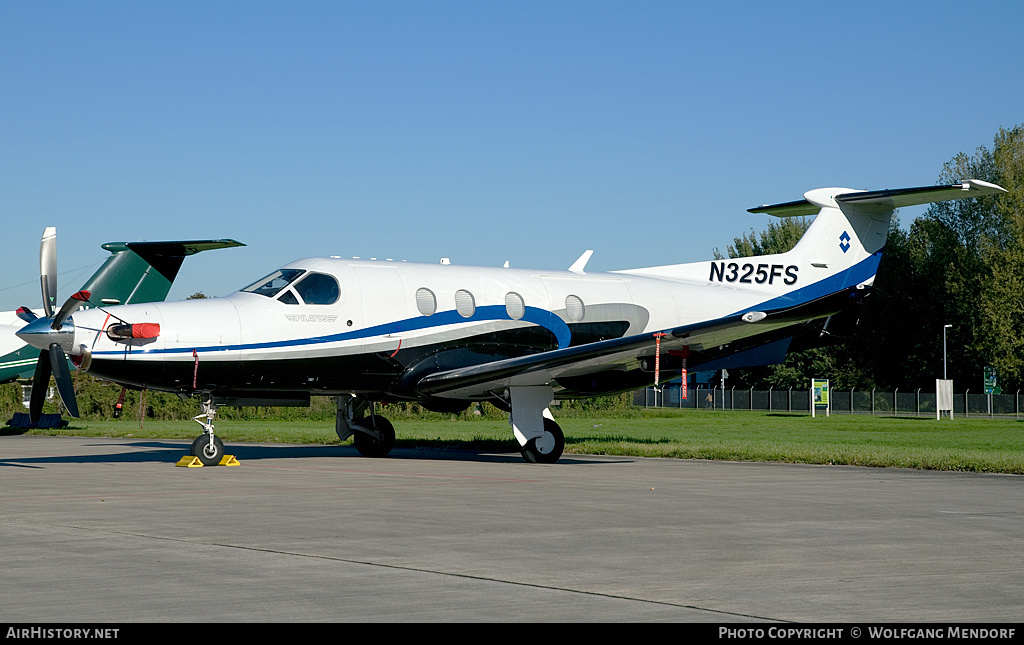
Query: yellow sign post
811,379,830,417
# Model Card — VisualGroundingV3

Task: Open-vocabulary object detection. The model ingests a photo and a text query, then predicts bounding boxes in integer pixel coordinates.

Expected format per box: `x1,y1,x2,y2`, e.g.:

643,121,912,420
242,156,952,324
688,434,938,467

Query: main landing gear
335,395,396,458
519,416,565,464
334,391,567,463
187,390,566,465
507,385,565,464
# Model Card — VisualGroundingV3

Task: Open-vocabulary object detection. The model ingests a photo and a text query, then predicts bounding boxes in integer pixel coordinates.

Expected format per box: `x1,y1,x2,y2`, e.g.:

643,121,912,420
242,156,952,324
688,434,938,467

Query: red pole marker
681,358,688,400
653,333,667,387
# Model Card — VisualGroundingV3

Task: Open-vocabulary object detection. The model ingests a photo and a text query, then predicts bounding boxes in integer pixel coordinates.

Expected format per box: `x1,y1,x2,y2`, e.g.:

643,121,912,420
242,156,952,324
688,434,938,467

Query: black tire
352,415,396,458
520,418,564,464
191,434,225,466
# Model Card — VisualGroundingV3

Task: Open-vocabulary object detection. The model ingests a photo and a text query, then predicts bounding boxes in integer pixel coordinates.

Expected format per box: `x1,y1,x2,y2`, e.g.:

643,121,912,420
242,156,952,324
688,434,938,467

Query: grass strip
6,409,1023,474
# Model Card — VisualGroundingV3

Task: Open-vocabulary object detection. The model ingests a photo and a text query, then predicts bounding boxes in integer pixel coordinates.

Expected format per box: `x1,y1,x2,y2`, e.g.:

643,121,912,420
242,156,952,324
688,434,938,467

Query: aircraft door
352,265,405,355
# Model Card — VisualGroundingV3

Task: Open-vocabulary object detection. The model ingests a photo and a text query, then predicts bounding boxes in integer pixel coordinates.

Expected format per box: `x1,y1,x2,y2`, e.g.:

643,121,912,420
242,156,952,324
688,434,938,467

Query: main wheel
520,418,564,464
352,415,396,458
191,434,225,466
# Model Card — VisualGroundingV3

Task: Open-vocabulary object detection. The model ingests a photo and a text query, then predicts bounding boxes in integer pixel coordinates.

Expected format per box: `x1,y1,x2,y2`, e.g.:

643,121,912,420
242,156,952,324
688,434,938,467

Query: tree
710,124,1024,392
714,216,809,259
975,126,1024,391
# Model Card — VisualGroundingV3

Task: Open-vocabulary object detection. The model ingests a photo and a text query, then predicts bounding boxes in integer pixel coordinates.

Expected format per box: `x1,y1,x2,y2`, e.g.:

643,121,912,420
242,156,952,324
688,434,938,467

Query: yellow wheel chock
175,455,240,467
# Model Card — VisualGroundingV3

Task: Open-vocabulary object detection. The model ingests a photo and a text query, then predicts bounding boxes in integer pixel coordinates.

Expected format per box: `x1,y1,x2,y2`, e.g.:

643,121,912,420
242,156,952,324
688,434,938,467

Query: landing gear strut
508,385,565,464
191,397,225,466
335,395,396,458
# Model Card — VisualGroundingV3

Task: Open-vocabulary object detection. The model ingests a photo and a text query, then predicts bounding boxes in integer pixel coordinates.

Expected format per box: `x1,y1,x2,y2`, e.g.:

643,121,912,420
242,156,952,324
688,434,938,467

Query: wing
415,284,854,400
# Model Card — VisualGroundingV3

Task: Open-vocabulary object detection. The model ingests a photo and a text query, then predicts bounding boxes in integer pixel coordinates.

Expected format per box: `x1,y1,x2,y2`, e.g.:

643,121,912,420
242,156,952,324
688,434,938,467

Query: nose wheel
191,433,225,466
190,397,225,466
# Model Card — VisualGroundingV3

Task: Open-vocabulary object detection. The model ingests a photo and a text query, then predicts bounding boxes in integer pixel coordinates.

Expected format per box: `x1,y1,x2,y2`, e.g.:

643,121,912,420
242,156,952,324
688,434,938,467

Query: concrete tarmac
1,435,1022,623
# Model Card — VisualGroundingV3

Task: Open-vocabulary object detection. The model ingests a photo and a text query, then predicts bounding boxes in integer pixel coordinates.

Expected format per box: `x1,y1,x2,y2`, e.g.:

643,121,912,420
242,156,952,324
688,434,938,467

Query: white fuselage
66,250,844,397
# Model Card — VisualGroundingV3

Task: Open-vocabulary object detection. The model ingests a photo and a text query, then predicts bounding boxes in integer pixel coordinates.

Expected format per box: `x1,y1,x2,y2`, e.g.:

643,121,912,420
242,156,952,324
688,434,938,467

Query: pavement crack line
59,522,786,622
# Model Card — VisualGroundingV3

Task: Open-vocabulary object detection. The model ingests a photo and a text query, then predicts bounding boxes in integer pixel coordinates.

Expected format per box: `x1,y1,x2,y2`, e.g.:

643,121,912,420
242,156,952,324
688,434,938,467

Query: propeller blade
40,227,57,318
16,306,38,323
48,344,79,418
29,349,52,425
52,289,91,330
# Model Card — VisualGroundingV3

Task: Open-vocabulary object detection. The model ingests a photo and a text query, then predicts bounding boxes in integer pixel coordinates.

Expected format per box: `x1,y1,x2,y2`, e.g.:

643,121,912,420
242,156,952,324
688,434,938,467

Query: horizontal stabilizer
749,180,1006,217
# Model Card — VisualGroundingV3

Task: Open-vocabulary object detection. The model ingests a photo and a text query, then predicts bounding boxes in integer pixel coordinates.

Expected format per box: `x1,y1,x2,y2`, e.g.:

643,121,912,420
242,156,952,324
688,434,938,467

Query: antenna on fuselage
568,250,594,274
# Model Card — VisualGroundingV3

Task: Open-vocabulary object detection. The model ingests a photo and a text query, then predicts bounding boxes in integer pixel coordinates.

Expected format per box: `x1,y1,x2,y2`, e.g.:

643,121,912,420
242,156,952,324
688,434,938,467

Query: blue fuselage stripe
93,305,571,357
736,253,881,315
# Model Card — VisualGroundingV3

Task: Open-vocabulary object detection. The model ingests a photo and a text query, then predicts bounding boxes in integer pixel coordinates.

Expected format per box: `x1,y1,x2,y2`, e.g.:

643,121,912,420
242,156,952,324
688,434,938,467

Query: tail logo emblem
839,231,851,253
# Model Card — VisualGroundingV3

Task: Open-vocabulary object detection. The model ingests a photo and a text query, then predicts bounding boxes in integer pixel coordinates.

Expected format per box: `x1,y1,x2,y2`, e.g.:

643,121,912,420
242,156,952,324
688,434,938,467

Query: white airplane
15,180,1006,464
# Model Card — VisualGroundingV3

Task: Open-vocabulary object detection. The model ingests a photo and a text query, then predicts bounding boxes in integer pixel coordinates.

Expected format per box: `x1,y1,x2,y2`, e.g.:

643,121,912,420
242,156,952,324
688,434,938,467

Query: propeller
15,228,89,424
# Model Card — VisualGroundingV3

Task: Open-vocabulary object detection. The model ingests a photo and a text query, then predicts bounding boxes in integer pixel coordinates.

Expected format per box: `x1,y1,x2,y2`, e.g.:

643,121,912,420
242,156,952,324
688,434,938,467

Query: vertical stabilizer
79,239,244,305
750,180,1008,291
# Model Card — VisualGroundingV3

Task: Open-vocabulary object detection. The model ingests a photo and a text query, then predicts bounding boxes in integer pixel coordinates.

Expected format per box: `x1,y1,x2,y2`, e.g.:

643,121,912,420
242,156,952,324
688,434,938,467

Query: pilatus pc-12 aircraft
16,180,1005,463
1,229,242,386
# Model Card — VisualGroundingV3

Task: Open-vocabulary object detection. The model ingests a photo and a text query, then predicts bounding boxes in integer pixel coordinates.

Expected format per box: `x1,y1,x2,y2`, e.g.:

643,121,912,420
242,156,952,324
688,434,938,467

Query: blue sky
2,1,1021,308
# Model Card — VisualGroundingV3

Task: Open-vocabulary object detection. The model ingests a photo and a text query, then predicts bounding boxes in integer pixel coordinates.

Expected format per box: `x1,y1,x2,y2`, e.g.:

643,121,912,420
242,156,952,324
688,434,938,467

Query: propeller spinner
15,228,88,424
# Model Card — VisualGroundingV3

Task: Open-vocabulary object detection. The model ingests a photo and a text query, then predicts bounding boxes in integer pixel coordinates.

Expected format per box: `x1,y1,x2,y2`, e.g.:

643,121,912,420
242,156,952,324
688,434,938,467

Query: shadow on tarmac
0,438,613,468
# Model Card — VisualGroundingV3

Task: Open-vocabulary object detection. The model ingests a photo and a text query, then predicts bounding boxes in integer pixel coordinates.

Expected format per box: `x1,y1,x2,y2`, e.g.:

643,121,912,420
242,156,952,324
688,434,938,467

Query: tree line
714,125,1024,393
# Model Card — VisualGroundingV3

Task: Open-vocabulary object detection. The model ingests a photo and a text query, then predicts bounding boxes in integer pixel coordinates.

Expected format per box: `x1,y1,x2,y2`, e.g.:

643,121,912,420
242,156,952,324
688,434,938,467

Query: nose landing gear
190,397,225,466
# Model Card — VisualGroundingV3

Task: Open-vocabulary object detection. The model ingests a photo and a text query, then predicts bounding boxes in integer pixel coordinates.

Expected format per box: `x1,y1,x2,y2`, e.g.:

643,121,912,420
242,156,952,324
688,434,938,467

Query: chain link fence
635,384,1023,418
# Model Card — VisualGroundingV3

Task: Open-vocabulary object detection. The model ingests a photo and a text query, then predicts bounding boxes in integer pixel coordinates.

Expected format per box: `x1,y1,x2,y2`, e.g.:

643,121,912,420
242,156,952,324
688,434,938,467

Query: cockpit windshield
241,269,305,298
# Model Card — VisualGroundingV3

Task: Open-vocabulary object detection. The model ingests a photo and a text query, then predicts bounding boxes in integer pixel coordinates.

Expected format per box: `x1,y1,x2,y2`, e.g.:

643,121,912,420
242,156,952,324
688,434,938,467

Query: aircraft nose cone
16,317,75,353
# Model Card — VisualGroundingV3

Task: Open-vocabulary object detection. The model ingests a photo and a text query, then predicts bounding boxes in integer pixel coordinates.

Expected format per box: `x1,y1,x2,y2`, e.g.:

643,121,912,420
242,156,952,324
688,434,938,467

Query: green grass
7,409,1024,474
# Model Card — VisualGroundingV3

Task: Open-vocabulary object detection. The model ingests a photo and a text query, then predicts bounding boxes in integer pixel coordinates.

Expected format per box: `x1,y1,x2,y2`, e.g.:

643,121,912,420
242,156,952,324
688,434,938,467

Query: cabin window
455,289,476,318
505,292,525,320
416,288,437,316
242,269,305,298
565,295,585,322
293,272,340,305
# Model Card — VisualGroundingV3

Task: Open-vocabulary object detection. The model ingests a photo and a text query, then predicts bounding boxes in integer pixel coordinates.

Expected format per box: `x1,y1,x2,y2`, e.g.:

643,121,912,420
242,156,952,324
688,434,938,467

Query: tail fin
618,180,1005,302
749,180,1007,290
78,239,244,306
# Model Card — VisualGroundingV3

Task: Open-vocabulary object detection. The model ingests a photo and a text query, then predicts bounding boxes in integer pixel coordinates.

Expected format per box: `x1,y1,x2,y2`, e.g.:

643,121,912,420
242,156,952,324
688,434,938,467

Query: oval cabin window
505,292,525,320
455,289,476,318
416,288,437,316
565,295,585,322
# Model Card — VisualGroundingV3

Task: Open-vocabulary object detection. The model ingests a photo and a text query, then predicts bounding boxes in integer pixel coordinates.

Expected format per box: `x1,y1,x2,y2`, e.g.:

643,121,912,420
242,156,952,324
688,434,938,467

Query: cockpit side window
293,272,340,305
241,269,306,298
277,289,300,305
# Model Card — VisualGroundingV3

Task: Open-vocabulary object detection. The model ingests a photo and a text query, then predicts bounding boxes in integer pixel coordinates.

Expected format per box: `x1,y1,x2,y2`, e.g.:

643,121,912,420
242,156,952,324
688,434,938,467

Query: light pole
943,324,952,379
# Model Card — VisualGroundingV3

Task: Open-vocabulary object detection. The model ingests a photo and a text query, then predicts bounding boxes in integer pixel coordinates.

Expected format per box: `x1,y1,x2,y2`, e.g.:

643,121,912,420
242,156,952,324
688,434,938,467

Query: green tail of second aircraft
1,238,243,384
